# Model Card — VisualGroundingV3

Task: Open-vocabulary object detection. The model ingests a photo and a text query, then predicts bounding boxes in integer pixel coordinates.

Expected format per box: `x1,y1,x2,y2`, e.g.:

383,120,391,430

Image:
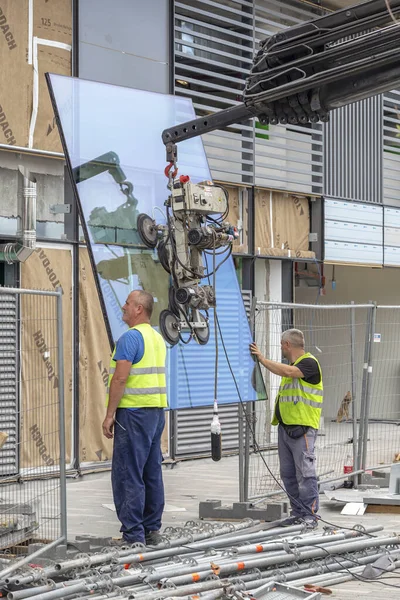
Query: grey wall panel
384,246,400,266
79,0,170,93
324,198,383,266
383,91,400,207
79,45,169,93
173,290,253,459
324,96,383,203
325,198,382,225
173,404,241,458
384,206,400,266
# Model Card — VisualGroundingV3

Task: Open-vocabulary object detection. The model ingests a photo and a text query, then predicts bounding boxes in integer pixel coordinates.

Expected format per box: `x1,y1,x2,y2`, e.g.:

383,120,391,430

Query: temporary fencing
246,301,400,501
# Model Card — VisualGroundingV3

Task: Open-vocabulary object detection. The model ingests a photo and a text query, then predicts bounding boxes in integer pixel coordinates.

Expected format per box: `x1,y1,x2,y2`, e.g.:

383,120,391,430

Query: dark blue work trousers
278,424,319,518
112,407,165,544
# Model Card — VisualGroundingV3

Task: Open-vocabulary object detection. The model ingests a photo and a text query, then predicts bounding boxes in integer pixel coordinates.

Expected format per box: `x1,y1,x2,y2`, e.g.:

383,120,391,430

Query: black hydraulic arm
72,151,137,206
256,0,400,56
73,151,126,185
162,0,400,152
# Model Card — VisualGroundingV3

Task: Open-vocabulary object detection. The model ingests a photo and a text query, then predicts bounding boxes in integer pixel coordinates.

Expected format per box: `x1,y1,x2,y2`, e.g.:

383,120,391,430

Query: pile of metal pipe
1,519,399,600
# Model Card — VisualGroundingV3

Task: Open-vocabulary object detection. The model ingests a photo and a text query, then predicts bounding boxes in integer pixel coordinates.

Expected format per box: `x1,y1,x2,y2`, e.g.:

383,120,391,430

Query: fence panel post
350,302,358,487
57,287,67,543
357,302,373,478
361,303,377,473
238,403,245,502
243,403,250,502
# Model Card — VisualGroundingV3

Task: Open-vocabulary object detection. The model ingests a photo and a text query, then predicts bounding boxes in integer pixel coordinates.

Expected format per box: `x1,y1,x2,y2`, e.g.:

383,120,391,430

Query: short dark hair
133,290,154,318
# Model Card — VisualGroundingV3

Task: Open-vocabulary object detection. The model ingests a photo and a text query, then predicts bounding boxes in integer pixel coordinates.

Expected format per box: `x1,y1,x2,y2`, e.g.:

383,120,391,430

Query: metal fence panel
247,302,373,501
0,287,66,559
0,293,18,476
363,305,400,469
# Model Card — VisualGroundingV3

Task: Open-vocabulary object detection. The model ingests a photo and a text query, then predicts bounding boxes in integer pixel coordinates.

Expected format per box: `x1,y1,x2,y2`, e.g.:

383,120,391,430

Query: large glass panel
47,74,265,408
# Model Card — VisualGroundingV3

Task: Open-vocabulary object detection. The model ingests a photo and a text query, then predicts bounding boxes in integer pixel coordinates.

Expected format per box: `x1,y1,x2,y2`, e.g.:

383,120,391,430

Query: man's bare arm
102,360,131,439
249,343,304,378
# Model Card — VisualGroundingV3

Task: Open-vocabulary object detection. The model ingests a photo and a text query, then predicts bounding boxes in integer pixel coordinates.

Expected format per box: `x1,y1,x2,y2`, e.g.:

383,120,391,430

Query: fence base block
198,500,288,521
361,471,391,488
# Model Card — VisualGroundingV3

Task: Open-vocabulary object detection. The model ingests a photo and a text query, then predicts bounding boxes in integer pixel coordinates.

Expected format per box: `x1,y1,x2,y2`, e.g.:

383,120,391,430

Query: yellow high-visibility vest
106,323,167,409
272,352,323,429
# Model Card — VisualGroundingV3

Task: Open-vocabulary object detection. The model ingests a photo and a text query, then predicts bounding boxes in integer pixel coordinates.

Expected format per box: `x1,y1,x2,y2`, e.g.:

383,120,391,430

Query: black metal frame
70,0,80,472
168,0,175,96
64,166,81,472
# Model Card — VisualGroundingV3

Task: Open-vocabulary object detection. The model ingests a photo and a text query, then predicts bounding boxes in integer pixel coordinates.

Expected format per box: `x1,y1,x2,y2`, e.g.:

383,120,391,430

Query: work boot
301,516,319,530
278,515,303,527
145,530,164,546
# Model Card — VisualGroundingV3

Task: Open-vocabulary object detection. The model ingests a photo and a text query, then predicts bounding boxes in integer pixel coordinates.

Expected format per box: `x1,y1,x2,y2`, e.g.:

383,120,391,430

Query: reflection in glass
73,152,141,245
93,244,169,337
47,74,266,408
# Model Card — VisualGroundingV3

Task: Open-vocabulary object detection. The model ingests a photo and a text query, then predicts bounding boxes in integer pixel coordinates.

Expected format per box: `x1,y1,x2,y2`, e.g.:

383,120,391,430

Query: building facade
0,0,398,469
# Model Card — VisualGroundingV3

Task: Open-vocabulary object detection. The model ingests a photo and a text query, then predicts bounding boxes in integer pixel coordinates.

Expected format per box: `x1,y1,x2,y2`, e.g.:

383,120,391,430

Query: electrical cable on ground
310,542,400,589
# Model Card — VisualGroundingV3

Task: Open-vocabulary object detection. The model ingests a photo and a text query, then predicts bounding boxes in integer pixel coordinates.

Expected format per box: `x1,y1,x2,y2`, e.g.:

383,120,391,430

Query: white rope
385,0,400,25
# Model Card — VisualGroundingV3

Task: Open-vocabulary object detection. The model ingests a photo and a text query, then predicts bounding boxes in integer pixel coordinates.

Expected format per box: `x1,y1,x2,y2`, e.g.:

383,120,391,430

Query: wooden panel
255,189,314,259
0,0,72,151
225,185,248,254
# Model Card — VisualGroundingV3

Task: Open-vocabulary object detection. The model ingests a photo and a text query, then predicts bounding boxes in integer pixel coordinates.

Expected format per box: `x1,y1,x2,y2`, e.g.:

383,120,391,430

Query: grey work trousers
278,424,319,518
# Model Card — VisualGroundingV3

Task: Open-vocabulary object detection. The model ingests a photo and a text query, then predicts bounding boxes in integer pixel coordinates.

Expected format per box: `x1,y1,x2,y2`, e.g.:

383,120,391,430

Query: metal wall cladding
0,294,18,476
173,0,323,194
324,198,383,266
79,0,170,92
324,96,383,204
325,200,400,267
172,404,242,457
172,290,253,458
383,91,400,207
384,207,400,266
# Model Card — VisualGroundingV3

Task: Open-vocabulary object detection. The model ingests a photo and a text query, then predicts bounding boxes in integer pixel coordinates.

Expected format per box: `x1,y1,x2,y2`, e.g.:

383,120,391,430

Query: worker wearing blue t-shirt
102,290,167,547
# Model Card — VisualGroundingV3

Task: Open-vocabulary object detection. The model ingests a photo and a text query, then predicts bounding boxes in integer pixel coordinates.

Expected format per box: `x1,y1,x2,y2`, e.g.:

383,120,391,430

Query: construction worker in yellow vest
250,328,323,529
102,290,167,547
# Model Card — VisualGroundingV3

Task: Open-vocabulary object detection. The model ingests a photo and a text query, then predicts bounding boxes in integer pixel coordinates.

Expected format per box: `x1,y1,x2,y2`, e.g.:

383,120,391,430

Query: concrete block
28,543,67,561
71,534,114,553
358,484,380,491
198,500,288,522
67,540,91,553
75,534,112,547
361,471,390,488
